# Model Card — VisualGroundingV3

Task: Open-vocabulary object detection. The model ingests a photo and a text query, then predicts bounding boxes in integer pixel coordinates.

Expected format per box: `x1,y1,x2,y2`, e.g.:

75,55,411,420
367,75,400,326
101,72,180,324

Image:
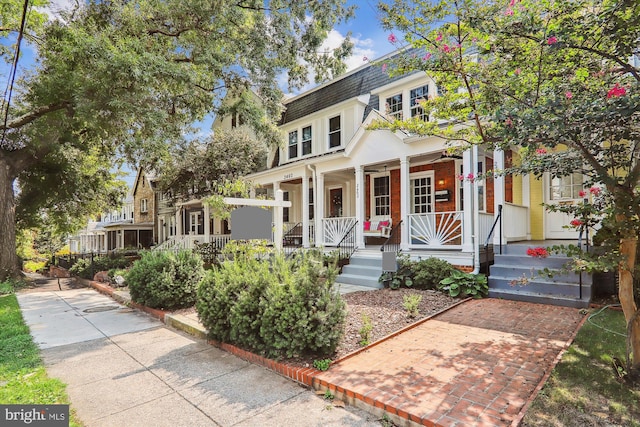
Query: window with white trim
140,198,148,213
410,173,434,214
410,85,429,121
288,130,298,159
371,175,390,216
282,191,290,222
302,126,312,155
385,94,403,120
308,187,314,220
329,115,341,148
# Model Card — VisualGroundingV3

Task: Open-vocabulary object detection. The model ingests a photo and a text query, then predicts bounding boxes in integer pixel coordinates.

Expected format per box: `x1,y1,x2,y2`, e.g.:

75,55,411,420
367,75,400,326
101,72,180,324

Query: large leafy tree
374,0,640,372
0,0,354,279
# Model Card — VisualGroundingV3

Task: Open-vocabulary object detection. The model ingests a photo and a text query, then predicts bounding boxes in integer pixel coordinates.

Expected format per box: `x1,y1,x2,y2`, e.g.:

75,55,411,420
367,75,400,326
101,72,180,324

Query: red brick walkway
314,299,585,427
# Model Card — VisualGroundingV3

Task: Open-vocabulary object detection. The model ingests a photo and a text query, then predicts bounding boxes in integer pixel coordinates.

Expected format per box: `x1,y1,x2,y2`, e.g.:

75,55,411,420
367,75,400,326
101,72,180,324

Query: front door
544,173,583,239
329,188,342,217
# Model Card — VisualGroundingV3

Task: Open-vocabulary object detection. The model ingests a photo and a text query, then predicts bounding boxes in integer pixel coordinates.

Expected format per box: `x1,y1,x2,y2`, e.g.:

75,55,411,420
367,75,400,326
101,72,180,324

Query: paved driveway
17,288,378,427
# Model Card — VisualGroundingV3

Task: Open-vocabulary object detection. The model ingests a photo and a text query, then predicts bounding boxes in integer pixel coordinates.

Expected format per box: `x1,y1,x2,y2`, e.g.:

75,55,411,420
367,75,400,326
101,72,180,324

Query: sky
3,0,396,187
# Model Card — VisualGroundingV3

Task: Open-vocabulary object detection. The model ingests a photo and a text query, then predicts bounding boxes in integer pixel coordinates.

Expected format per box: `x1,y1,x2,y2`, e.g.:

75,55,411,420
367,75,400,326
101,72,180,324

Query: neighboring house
69,168,155,253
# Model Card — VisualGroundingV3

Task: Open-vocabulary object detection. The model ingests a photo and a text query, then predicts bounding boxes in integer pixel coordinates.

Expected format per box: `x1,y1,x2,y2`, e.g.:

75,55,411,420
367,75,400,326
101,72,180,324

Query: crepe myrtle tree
0,0,354,280
372,0,640,372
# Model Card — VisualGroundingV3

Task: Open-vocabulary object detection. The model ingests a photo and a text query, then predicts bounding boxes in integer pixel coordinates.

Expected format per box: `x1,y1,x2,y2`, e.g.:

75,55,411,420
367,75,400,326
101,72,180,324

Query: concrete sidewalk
17,288,379,427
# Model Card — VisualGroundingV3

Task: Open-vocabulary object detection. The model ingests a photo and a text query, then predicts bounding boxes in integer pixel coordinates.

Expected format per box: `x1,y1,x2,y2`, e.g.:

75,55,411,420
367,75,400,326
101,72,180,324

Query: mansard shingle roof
280,50,423,125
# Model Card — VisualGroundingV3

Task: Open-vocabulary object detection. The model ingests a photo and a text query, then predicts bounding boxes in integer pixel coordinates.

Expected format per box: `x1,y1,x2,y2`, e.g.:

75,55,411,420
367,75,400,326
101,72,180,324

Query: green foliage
438,271,488,299
0,279,26,296
69,253,132,279
22,260,46,274
193,242,220,266
197,246,345,359
313,358,332,371
523,308,640,426
0,294,75,418
126,250,204,310
412,257,456,290
403,294,422,318
359,313,373,347
379,255,455,290
323,389,335,400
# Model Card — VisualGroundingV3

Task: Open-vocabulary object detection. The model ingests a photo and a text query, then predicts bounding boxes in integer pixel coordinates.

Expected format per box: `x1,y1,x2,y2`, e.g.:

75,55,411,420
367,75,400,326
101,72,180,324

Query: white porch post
203,202,211,240
315,173,325,246
493,149,507,246
175,207,181,237
302,173,310,248
355,166,365,248
400,157,410,251
274,189,284,251
462,148,474,252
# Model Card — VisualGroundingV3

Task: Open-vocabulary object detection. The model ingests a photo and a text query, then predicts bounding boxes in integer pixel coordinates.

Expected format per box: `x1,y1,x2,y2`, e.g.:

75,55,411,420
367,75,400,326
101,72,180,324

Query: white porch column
400,157,410,251
355,166,365,248
302,174,310,248
315,173,325,245
462,148,474,252
274,189,284,251
493,149,507,246
203,202,211,240
175,207,182,237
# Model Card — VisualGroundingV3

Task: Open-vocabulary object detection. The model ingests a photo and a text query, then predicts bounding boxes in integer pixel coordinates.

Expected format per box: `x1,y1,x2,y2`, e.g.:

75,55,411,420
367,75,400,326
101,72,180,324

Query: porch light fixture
438,178,445,186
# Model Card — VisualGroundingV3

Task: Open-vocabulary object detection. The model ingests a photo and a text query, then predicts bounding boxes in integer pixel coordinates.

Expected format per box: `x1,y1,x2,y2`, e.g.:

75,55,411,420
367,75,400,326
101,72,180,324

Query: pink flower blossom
578,190,587,198
423,52,432,61
472,37,478,43
514,68,521,75
570,219,583,227
388,33,397,43
466,173,475,182
381,63,388,72
505,117,513,127
457,174,465,181
607,83,627,98
589,186,601,195
505,7,514,16
565,91,573,99
442,44,451,53
536,148,547,154
435,33,443,42
509,0,518,6
547,36,558,45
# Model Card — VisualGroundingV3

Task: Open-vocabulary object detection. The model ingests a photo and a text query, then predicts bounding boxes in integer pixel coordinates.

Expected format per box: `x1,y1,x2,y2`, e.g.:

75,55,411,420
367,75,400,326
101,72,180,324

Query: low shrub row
69,253,133,279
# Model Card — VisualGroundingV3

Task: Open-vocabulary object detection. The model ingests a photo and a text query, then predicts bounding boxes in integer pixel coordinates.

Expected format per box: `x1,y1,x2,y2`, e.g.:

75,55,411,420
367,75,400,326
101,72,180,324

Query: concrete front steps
336,252,384,289
488,243,592,308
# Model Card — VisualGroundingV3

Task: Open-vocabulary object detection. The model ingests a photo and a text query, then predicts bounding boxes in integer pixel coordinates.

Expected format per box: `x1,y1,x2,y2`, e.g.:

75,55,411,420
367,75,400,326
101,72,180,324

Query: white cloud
37,0,76,21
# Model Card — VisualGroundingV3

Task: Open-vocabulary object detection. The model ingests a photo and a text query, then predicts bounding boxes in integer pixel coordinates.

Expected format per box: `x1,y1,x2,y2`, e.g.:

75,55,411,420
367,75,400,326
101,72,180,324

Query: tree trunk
0,157,20,281
618,237,640,369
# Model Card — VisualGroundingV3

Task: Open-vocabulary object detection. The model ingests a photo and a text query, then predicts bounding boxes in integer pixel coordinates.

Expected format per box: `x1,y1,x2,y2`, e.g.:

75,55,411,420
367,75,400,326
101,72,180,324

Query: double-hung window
385,94,403,120
329,116,341,148
410,85,429,121
140,198,148,213
288,130,298,159
302,126,312,155
372,175,390,216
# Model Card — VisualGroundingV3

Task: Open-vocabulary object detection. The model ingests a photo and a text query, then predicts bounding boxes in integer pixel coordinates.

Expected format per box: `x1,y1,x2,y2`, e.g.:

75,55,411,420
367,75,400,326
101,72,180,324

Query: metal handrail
576,223,592,300
282,222,303,247
380,220,403,254
336,220,359,261
483,205,503,275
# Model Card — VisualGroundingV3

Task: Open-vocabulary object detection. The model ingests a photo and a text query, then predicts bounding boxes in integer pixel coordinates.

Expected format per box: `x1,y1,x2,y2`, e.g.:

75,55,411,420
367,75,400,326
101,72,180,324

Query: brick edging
510,310,590,427
207,339,320,387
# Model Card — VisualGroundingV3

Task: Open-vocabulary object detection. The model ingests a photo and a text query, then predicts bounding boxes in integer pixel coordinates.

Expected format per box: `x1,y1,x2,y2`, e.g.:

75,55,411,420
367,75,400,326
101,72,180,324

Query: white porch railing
503,203,529,241
321,217,357,246
155,234,232,252
408,211,463,249
478,212,496,246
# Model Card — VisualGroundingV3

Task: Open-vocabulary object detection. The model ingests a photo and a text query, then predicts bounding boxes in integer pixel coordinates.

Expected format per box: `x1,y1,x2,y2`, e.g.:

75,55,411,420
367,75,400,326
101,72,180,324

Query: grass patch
0,294,83,426
522,307,640,427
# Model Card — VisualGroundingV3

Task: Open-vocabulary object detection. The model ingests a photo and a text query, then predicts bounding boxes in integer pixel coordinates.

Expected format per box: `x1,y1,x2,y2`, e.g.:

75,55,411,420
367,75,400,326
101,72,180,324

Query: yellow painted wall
512,175,523,205
529,176,544,240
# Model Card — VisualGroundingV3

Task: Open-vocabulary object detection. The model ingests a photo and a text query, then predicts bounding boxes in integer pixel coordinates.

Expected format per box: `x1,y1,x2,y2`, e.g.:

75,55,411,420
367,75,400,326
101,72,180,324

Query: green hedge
126,250,204,310
197,245,345,359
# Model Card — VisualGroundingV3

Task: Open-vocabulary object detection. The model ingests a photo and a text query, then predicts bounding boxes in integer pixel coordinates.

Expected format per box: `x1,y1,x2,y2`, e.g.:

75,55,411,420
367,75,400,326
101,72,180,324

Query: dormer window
410,85,429,121
288,130,298,159
385,94,403,120
329,115,341,148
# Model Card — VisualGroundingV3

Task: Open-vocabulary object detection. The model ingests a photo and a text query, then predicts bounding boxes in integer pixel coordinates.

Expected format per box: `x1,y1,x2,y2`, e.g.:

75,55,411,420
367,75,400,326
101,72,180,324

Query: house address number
283,173,294,179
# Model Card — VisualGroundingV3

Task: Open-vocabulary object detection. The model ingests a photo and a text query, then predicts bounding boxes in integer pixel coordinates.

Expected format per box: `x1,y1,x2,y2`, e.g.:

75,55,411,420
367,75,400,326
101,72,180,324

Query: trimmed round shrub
412,257,456,290
126,250,204,310
196,245,346,359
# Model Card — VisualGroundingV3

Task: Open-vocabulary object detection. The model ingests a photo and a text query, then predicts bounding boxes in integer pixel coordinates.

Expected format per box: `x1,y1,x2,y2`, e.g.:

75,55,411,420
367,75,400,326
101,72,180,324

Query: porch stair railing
380,220,403,255
483,204,503,274
336,220,358,262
